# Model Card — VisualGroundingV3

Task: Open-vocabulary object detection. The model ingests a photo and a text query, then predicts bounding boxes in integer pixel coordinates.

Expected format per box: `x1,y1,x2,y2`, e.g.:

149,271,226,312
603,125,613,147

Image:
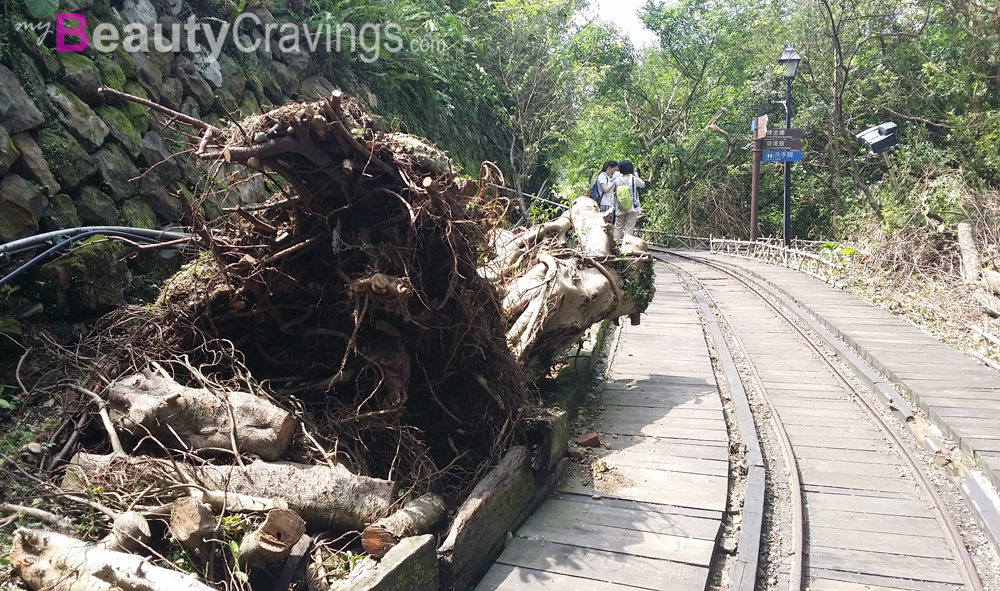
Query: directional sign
762,150,804,162
751,115,768,140
766,128,805,139
763,137,804,150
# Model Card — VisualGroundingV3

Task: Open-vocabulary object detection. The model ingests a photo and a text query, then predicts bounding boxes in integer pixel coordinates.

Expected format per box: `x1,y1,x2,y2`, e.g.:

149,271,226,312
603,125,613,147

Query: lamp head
778,44,802,79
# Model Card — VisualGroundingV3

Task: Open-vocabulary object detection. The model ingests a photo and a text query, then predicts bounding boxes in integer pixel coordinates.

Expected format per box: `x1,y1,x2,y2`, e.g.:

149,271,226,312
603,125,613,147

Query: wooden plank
476,563,651,590
593,420,727,442
554,492,721,522
802,484,909,500
784,425,881,440
798,471,917,496
768,398,859,410
795,458,907,478
560,469,727,512
792,447,897,464
599,449,729,477
806,546,963,584
527,498,721,540
804,493,930,518
602,437,729,461
594,408,725,430
809,509,940,537
599,402,722,420
438,446,535,591
808,576,962,591
493,539,707,591
808,526,954,559
788,437,888,452
599,392,721,410
514,521,715,566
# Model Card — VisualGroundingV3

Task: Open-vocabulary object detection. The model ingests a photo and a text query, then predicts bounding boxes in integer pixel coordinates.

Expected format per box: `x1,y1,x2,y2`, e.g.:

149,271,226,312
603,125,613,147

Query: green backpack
615,182,632,211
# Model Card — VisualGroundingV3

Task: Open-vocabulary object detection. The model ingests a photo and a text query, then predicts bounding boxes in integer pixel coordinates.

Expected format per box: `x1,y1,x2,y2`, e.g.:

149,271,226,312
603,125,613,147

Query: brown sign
763,137,804,150
766,128,804,139
752,115,768,140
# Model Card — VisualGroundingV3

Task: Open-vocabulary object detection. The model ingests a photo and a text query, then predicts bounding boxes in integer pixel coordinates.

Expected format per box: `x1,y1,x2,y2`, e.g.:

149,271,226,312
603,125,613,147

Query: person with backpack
588,160,619,223
613,159,646,240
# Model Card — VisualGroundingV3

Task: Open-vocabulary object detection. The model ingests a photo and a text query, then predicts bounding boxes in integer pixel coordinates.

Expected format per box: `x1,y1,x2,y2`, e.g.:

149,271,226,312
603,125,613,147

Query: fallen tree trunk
107,371,296,461
66,453,397,532
957,222,981,283
361,493,446,559
495,197,654,377
10,527,216,591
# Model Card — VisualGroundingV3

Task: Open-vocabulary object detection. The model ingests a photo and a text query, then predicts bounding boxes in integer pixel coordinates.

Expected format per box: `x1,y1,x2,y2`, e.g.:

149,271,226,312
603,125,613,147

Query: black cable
0,230,192,288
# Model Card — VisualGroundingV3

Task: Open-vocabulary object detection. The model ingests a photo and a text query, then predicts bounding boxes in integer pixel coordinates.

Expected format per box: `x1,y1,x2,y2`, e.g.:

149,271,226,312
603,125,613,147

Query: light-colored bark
65,453,396,532
10,528,215,591
99,512,150,554
107,371,296,461
958,222,982,283
494,198,653,377
169,497,214,558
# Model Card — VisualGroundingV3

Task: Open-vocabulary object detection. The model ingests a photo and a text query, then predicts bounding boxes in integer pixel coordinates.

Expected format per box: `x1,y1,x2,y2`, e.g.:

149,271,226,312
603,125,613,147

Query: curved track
653,248,983,591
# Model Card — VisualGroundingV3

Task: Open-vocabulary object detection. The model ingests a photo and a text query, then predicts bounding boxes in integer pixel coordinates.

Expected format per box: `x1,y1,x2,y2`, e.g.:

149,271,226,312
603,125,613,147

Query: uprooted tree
6,87,654,591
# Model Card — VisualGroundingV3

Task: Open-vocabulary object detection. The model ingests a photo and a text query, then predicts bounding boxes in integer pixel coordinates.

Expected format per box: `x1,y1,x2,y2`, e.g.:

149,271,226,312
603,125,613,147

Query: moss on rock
96,104,142,158
96,56,126,92
121,82,150,133
58,52,101,104
38,235,132,316
40,193,82,231
35,121,97,191
119,199,157,229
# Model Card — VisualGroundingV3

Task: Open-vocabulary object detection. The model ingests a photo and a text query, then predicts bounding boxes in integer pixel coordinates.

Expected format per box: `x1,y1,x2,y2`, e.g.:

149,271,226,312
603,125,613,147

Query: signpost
766,128,804,138
750,119,807,241
750,115,768,241
763,137,804,150
762,150,804,162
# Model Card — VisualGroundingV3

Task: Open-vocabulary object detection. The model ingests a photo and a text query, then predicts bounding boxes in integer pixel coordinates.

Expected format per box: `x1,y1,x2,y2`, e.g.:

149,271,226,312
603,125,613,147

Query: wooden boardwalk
477,265,729,591
676,258,968,591
700,253,1000,492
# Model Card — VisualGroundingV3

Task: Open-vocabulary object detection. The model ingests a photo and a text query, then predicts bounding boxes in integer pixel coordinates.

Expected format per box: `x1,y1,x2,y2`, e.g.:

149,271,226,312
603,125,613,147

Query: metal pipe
783,77,792,247
0,226,189,257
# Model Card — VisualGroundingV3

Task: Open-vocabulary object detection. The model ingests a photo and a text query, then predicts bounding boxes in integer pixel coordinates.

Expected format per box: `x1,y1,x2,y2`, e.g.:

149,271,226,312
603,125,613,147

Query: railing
709,238,845,285
634,229,711,250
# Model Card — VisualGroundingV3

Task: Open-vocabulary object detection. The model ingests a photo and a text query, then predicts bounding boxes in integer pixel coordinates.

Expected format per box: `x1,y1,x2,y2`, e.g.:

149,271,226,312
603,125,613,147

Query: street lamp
777,44,801,247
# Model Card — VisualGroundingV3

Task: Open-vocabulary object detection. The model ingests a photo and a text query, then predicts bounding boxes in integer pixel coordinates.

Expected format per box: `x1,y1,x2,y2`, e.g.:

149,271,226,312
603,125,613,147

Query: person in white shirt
596,160,619,223
613,159,646,240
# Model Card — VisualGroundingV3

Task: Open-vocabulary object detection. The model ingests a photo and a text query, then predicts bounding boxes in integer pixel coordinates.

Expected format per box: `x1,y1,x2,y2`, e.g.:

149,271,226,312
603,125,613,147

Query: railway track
647,247,985,591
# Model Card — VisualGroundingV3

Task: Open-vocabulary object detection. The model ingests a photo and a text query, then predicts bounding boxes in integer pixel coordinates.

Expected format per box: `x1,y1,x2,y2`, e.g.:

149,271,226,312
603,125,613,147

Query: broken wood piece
438,446,535,591
0,503,73,532
107,370,297,461
100,511,151,553
10,527,215,591
273,534,312,591
331,534,439,591
170,497,215,558
189,488,288,513
66,453,397,532
362,493,446,559
238,508,306,567
958,222,981,283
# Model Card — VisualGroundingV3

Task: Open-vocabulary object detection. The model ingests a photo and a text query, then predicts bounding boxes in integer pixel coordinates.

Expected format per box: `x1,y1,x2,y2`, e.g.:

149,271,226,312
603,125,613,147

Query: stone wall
0,0,340,243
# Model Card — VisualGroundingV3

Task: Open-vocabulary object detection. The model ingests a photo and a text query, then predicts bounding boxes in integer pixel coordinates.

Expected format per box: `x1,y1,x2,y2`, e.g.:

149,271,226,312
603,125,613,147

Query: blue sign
762,150,804,162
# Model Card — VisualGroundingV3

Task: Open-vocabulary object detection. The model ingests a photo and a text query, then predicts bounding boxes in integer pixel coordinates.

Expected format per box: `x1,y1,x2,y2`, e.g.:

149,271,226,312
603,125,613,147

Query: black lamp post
777,44,801,247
